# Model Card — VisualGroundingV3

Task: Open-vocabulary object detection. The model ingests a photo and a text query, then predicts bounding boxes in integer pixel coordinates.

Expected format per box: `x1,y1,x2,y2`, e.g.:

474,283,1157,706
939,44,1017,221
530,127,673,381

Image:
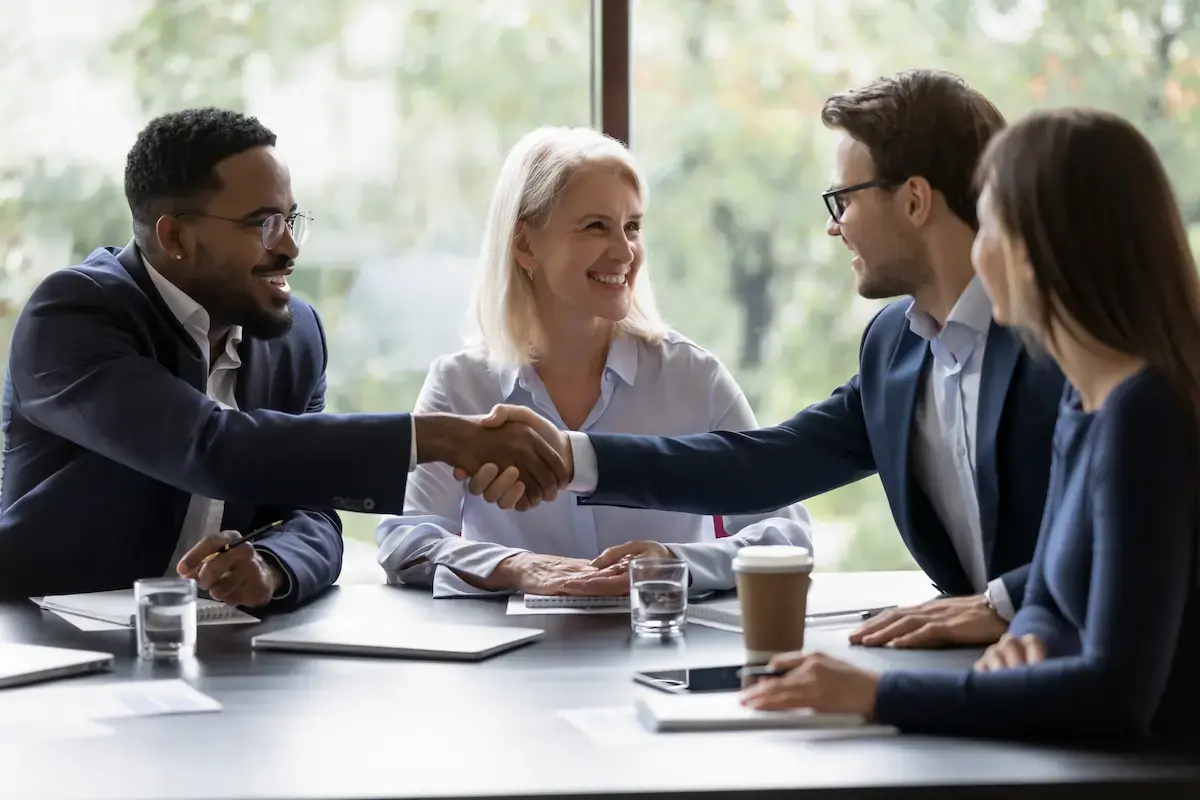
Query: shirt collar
142,255,243,362
906,276,992,368
495,334,639,400
905,276,992,341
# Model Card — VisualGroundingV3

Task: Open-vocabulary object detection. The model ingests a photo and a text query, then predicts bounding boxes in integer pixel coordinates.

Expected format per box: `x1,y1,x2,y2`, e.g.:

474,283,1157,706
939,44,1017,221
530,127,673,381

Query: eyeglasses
174,210,313,249
822,178,904,223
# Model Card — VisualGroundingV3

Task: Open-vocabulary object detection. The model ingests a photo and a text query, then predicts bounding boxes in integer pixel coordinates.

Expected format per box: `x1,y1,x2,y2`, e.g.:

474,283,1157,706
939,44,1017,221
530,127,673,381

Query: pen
198,520,284,566
807,605,896,621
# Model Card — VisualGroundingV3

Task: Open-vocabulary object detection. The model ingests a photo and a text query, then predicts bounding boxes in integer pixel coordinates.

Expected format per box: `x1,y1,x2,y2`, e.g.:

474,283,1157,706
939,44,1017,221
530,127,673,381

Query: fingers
768,650,808,672
590,542,640,569
888,621,952,649
999,638,1026,669
466,463,501,496
176,529,240,579
481,465,522,505
560,572,629,596
852,613,930,647
195,541,256,593
524,429,568,495
848,606,910,642
497,480,526,511
1022,633,1046,664
478,404,514,428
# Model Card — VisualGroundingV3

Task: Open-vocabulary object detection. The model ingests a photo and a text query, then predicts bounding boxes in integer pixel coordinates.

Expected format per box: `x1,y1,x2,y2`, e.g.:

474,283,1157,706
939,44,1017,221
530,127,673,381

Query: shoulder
25,248,134,307
636,330,734,384
419,347,507,414
862,298,913,341
1093,368,1197,470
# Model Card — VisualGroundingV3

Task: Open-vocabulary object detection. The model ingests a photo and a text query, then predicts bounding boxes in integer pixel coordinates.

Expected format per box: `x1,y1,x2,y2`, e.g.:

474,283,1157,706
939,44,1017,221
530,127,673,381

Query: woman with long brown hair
739,108,1200,740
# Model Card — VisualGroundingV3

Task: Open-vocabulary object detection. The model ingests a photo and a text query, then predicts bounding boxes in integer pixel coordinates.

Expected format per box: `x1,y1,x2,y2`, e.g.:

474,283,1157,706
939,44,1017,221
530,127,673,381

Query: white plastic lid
732,545,813,572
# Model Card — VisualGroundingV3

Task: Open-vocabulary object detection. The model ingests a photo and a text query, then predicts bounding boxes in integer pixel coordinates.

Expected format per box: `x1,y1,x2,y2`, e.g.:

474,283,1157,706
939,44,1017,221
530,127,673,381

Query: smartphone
632,665,751,694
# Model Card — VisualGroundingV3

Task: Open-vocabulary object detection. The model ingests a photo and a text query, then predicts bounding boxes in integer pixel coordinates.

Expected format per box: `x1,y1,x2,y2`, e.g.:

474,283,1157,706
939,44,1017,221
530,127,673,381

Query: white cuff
408,416,417,472
565,431,598,494
985,577,1016,621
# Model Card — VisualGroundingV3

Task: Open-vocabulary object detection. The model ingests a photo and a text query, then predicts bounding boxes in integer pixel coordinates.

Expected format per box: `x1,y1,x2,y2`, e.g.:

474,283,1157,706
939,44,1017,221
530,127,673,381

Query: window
0,0,592,545
4,0,1199,567
631,0,1200,570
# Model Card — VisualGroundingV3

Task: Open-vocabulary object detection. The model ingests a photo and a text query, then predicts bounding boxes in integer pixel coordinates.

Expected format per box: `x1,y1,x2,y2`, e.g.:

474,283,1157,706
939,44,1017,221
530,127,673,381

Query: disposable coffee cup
732,545,813,664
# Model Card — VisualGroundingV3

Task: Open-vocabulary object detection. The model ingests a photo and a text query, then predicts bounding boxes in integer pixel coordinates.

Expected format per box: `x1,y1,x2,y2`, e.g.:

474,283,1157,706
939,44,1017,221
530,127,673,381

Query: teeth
260,275,288,287
589,273,627,285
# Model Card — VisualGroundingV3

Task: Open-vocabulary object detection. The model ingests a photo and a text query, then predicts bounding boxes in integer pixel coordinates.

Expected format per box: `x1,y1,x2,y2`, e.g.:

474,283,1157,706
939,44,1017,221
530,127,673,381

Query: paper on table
42,608,130,632
559,707,660,746
505,594,628,616
0,679,221,723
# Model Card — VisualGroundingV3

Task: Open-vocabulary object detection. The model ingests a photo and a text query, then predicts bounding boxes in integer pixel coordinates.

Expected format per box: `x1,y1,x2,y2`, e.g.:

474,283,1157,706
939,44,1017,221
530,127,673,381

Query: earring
524,267,534,281
175,254,183,260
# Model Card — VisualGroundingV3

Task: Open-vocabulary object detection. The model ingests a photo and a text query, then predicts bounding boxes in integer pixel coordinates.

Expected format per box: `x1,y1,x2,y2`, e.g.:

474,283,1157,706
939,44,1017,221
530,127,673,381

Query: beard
188,246,296,341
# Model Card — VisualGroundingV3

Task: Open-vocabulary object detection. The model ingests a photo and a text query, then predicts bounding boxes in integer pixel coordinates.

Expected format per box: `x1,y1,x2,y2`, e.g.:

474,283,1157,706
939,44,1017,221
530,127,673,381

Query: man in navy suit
474,70,1064,649
0,109,567,606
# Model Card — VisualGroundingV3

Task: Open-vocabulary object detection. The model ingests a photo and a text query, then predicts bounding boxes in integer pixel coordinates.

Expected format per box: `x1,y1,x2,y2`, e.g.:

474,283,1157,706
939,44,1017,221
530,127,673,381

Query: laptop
252,620,544,662
0,643,114,690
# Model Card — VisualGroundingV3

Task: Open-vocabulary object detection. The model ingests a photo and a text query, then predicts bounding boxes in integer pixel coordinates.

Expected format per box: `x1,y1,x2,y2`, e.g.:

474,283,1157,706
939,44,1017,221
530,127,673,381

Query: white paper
505,594,629,616
44,609,130,632
0,679,221,723
559,707,660,746
687,617,742,633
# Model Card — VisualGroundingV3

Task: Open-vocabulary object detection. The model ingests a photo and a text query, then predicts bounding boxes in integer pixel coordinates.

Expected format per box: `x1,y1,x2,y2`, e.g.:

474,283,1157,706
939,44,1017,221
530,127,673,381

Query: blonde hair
470,125,668,366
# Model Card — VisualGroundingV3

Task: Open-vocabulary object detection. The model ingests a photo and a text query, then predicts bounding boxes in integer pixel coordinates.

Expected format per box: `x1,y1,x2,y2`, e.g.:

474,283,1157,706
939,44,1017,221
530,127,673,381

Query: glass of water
134,577,198,660
629,557,688,636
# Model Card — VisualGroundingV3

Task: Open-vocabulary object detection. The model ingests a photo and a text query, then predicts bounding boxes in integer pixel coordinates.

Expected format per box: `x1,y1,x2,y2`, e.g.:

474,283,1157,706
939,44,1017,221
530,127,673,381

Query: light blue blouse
375,332,813,596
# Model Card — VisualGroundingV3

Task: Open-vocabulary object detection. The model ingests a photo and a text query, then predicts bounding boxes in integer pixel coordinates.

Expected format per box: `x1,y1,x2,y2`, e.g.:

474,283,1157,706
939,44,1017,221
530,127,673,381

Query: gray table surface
1,582,1198,800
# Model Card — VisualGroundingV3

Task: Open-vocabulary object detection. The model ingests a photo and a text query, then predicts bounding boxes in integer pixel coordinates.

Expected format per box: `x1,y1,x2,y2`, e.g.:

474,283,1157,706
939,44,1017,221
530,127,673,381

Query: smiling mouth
255,270,292,296
588,272,627,286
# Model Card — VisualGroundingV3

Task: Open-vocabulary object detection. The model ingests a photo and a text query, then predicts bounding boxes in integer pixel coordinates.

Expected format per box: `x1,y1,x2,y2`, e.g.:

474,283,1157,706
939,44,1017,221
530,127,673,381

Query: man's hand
415,409,569,509
974,632,1046,672
451,405,574,510
555,540,674,596
176,530,283,608
849,594,1008,649
464,552,600,595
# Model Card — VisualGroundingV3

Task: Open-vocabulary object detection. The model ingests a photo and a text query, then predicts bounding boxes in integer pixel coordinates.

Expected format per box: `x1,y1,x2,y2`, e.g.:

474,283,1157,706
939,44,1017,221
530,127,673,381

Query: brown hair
821,69,1005,230
978,107,1200,420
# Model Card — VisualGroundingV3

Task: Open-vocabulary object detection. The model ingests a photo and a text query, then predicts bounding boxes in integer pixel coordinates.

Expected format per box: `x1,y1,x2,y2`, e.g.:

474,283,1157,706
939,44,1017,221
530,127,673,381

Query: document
0,679,221,723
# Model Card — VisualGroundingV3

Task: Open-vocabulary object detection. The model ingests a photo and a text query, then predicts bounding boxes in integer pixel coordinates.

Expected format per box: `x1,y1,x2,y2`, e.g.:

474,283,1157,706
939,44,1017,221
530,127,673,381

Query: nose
272,223,301,260
825,216,841,237
608,228,636,264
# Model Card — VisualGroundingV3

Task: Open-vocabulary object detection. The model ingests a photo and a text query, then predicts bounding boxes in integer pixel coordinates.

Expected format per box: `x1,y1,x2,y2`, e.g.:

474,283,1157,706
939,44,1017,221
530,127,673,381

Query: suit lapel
886,332,975,594
234,337,271,412
974,323,1022,570
114,240,207,391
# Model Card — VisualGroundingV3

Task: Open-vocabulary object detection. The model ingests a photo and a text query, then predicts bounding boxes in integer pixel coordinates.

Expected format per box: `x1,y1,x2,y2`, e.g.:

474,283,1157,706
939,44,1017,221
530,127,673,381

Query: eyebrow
240,203,298,221
579,212,643,222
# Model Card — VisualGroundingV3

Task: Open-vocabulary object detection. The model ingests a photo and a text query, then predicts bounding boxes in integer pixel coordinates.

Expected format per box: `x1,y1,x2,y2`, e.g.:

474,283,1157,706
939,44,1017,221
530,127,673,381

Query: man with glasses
0,108,568,606
476,70,1065,651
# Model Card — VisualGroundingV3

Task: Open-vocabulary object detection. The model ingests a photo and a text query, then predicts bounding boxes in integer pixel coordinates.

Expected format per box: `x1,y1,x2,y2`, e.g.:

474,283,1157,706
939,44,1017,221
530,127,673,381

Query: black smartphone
632,665,749,694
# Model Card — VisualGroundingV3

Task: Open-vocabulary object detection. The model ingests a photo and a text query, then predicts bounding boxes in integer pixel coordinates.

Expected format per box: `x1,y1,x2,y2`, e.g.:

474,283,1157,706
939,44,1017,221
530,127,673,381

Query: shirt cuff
565,431,598,494
254,545,293,600
985,577,1015,621
409,416,417,472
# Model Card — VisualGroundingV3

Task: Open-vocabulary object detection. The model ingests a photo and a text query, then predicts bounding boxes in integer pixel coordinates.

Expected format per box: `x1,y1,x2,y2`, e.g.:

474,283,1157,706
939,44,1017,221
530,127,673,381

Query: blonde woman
375,126,812,597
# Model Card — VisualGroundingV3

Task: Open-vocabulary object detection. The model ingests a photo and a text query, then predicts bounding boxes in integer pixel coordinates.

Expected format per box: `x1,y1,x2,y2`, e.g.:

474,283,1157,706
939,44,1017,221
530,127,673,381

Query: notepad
35,590,259,628
634,691,894,735
523,594,630,609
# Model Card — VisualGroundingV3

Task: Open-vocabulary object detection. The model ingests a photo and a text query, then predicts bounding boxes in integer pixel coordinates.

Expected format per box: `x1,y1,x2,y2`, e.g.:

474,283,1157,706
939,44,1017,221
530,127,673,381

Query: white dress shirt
143,257,292,596
375,332,813,596
569,278,1015,618
903,277,1013,617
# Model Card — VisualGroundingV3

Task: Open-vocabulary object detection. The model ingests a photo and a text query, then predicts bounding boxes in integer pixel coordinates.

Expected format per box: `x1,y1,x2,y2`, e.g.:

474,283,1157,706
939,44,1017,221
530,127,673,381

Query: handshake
414,404,575,510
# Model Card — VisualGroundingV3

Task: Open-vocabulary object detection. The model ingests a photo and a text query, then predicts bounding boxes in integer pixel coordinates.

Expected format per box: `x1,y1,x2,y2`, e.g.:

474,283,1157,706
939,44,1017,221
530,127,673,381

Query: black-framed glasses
822,178,904,223
174,209,313,249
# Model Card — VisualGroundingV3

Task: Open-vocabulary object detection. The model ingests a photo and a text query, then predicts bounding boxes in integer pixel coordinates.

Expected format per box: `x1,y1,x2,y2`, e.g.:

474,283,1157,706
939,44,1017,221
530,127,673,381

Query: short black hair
124,107,277,231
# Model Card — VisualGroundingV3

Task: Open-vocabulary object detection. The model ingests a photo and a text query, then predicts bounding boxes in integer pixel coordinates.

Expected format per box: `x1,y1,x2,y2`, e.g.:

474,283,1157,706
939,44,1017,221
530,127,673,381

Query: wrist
414,413,473,465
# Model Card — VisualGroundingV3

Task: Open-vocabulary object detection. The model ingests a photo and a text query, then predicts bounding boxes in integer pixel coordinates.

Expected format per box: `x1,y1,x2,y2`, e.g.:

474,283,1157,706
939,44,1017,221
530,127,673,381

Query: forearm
669,515,812,592
253,509,343,609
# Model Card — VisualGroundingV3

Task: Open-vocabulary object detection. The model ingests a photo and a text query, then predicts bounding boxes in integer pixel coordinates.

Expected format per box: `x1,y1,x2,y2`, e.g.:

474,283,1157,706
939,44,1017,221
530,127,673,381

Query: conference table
1,576,1198,800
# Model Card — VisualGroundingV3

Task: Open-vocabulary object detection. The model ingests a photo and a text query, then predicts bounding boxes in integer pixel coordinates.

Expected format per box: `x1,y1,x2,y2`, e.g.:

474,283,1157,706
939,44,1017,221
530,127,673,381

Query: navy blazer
0,241,412,605
581,299,1065,604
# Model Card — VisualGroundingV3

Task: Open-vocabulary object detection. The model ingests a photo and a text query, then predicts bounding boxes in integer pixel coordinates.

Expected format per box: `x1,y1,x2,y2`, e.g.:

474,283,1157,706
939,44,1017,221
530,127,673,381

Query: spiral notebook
35,590,259,627
523,594,630,609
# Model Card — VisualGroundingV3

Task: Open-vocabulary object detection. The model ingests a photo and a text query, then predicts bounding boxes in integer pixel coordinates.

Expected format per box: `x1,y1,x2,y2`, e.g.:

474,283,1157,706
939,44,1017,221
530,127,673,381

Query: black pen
198,520,283,566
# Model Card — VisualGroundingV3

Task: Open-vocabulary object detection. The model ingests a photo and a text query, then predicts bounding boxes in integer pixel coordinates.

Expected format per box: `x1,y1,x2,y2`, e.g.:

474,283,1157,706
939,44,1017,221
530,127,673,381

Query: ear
154,214,189,262
512,220,537,272
901,176,934,227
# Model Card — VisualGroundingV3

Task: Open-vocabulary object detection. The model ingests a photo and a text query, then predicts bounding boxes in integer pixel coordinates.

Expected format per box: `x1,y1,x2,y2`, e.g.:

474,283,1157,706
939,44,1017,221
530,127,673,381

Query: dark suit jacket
581,299,1065,605
0,241,412,605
